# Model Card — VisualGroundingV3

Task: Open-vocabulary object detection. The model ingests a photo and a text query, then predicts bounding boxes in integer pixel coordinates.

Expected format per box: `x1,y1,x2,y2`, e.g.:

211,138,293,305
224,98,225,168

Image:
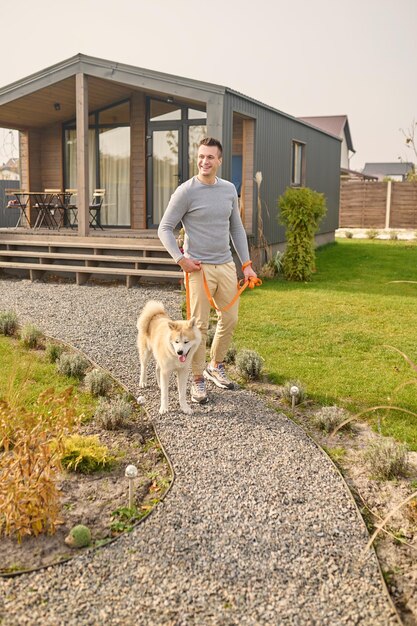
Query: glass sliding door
147,97,206,227
99,126,130,226
151,129,179,226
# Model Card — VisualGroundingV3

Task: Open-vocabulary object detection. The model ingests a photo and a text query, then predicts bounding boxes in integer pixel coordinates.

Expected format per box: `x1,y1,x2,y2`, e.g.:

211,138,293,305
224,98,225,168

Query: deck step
0,261,182,288
0,251,176,265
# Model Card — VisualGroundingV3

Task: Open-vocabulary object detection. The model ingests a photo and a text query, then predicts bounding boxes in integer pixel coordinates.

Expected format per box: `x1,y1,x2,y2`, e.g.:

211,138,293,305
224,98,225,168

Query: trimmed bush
278,186,327,281
84,368,112,397
57,353,89,379
60,434,115,473
235,349,264,380
311,406,352,434
281,380,306,405
95,396,133,430
363,438,409,480
224,343,237,364
0,311,18,336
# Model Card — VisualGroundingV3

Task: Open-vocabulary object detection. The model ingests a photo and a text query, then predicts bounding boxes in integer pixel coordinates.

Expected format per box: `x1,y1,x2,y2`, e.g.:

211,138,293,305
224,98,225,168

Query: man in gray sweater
158,137,257,404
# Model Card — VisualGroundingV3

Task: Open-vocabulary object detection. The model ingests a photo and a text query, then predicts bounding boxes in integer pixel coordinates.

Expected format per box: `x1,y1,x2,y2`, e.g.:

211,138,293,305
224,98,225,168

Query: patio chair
5,188,29,228
89,189,105,230
64,188,78,228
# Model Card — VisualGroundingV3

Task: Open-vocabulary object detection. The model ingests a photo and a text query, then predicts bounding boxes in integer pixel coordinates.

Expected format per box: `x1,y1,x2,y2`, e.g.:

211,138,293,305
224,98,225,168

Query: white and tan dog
137,300,201,415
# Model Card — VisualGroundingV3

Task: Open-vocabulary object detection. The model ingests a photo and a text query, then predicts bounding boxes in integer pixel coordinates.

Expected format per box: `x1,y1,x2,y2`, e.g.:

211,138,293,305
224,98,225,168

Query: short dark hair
198,137,223,156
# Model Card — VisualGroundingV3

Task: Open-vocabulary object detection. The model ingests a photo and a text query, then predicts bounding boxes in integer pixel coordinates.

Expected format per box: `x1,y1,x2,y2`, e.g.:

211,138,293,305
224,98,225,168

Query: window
291,141,305,186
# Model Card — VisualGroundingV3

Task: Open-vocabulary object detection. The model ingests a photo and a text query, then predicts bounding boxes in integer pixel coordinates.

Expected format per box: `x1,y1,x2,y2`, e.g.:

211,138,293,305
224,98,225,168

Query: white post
385,180,392,230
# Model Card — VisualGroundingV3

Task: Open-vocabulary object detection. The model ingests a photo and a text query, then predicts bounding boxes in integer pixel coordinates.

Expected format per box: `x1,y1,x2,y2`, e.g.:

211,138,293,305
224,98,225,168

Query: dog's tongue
179,355,186,363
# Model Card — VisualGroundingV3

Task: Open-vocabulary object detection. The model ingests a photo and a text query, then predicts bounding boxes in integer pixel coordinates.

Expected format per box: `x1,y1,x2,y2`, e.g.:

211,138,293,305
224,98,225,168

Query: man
158,137,257,404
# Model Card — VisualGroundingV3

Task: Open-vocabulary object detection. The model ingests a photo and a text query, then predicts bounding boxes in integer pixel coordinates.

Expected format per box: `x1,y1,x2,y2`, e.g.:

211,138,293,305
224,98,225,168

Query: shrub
57,352,89,379
224,343,237,364
20,324,43,349
0,311,18,336
64,524,92,548
206,325,216,348
260,251,284,279
278,186,327,281
366,228,379,240
0,387,78,542
344,231,354,239
311,406,352,434
61,434,115,473
235,349,264,380
95,396,133,430
363,437,409,480
84,368,112,397
281,380,306,406
45,342,65,363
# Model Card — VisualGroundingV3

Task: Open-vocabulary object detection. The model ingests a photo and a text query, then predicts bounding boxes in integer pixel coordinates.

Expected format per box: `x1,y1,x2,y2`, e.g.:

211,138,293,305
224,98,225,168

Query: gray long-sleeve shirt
158,176,250,265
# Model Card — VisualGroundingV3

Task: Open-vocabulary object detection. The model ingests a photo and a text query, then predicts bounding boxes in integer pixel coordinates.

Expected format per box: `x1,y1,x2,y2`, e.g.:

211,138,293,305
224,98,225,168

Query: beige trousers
187,261,239,376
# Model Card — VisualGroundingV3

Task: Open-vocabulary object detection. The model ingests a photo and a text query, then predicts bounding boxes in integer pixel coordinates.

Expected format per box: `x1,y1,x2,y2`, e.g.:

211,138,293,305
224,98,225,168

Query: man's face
197,144,222,180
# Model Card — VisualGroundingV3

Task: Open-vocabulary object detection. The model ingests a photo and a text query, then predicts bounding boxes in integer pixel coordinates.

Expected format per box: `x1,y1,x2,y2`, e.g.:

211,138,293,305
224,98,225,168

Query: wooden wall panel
41,125,63,190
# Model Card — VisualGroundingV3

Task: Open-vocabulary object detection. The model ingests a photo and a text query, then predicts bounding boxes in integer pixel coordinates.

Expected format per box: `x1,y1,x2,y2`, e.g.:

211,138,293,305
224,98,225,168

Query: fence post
385,180,392,229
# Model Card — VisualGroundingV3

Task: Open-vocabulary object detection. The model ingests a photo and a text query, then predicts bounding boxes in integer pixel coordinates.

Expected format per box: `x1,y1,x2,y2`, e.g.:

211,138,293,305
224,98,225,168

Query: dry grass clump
311,405,352,434
363,437,409,480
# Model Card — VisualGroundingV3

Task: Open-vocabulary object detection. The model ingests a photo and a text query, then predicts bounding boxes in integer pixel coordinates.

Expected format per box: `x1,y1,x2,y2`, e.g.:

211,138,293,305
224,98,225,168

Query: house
0,54,341,283
361,162,415,181
0,157,19,180
298,115,355,171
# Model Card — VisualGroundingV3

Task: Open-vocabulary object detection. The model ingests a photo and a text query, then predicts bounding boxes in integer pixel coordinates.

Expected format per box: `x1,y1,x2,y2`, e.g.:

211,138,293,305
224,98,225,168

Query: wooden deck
0,229,182,288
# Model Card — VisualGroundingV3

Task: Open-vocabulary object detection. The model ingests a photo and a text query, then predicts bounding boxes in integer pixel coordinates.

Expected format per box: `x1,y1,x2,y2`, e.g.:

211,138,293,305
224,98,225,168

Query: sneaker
204,363,234,390
191,377,208,404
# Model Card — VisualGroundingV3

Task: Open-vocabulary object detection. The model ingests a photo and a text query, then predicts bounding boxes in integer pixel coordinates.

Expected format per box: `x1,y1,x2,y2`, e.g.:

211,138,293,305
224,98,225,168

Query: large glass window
64,100,130,227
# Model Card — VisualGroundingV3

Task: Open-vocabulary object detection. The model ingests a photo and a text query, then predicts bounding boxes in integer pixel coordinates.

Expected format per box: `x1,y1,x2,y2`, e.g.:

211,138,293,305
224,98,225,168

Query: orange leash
185,268,262,320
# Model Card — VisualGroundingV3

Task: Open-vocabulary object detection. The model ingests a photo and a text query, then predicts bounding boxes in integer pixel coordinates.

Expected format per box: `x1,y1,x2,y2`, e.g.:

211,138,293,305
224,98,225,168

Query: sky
0,0,416,171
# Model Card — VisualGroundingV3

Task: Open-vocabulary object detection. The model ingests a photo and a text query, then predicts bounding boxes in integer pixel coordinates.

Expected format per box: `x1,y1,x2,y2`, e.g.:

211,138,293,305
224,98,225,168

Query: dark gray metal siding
222,91,341,246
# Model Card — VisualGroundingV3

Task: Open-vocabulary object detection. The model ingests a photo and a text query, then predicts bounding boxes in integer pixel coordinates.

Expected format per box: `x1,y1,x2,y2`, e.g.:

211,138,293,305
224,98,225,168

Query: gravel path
0,278,399,625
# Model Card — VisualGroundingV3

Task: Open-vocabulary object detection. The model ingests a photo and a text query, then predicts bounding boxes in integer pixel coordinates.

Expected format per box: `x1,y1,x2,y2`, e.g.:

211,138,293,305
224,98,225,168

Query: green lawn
235,239,417,448
0,336,96,419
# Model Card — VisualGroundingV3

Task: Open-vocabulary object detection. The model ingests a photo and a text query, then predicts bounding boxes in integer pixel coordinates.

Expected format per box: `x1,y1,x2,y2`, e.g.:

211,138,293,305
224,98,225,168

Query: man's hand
178,257,202,273
243,265,257,282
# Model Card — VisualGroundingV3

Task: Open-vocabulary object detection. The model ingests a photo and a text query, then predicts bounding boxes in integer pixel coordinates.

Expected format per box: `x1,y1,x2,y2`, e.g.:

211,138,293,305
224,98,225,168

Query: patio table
5,190,30,228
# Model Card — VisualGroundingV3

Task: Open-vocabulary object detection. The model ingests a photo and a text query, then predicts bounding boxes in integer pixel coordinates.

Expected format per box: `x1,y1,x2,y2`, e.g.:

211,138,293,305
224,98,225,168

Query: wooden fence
339,180,417,229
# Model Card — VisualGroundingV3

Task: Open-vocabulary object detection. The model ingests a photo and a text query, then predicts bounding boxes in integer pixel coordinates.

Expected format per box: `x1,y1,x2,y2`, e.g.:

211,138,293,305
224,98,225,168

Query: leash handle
185,268,261,320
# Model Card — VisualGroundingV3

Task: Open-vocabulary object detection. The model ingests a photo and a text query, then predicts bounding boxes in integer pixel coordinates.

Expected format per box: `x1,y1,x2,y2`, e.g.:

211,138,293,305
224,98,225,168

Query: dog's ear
168,321,177,331
187,316,196,328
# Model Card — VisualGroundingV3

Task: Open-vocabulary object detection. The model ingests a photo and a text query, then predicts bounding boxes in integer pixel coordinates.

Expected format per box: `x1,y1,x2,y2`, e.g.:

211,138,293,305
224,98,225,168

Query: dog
137,300,201,415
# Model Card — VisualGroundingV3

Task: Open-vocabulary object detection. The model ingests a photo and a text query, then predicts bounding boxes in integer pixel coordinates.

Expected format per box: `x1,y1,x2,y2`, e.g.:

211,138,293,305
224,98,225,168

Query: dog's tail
137,300,167,334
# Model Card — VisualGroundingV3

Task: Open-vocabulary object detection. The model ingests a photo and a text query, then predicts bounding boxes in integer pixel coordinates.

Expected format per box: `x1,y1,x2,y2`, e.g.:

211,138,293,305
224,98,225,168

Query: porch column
76,72,89,236
207,96,224,176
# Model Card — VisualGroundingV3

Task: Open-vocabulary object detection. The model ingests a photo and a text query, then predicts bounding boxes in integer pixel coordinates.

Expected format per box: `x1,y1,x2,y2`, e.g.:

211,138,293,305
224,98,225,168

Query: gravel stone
0,278,399,625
